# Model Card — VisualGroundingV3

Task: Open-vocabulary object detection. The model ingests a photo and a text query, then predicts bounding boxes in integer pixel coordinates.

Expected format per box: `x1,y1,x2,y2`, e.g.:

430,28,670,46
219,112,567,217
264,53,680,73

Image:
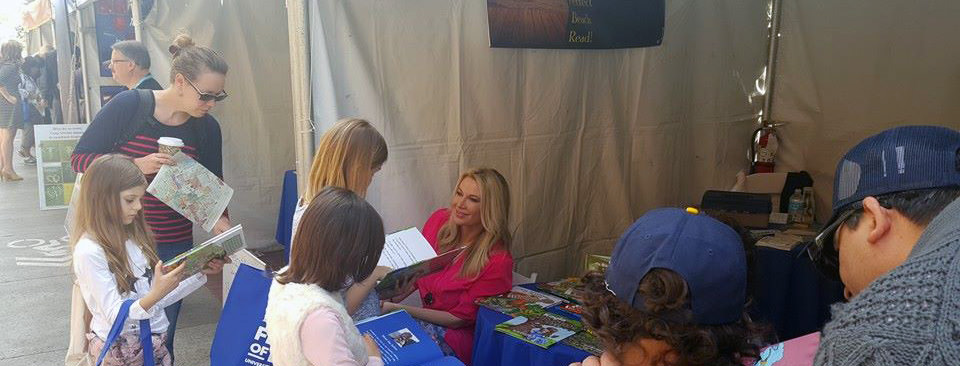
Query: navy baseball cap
605,207,747,325
810,126,960,278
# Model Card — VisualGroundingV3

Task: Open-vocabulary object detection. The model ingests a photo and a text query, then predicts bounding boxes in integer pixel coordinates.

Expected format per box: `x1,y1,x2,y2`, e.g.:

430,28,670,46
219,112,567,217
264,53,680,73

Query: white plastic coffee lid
157,137,184,147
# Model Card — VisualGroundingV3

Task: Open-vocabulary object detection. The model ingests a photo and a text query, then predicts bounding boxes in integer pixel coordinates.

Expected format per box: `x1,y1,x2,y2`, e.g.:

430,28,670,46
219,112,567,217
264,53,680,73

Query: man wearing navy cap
808,125,960,365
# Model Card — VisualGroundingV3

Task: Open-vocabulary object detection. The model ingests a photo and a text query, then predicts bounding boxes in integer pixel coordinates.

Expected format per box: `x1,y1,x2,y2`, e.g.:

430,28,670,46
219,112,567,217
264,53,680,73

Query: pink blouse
300,308,384,366
415,209,514,365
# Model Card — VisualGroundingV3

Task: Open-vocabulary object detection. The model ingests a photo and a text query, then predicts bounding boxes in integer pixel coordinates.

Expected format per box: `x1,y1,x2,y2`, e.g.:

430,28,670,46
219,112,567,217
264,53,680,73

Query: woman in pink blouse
381,168,514,365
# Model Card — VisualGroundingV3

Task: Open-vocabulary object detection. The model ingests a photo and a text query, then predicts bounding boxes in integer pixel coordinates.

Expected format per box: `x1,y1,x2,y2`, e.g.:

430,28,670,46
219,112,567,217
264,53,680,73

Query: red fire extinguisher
750,123,784,174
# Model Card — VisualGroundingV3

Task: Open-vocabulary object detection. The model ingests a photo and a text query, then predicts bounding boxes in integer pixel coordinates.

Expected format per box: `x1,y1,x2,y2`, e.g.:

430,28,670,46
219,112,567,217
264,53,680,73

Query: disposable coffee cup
157,137,184,156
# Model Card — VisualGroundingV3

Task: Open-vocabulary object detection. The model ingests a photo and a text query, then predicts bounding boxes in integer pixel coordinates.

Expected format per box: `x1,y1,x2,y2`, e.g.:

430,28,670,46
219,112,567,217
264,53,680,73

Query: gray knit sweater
814,197,960,365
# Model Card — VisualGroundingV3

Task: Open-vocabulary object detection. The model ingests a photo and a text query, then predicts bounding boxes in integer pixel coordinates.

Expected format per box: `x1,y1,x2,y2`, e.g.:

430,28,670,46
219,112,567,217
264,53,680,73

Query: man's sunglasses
185,77,228,102
805,202,865,281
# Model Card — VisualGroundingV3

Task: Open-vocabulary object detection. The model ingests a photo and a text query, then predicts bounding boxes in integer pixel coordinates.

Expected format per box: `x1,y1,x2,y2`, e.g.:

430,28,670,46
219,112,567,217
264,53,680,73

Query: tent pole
130,0,144,41
761,0,784,126
286,0,314,195
52,0,73,124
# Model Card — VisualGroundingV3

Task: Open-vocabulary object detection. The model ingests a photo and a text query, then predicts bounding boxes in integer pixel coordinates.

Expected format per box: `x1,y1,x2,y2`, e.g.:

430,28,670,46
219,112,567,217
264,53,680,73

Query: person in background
71,33,230,359
37,46,61,125
105,40,163,91
290,117,390,319
570,208,769,366
380,168,514,365
17,55,44,165
806,126,960,365
265,186,385,366
0,40,23,181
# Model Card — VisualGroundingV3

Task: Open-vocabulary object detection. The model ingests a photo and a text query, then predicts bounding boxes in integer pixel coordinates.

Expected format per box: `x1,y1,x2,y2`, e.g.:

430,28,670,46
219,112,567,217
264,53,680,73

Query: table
472,306,592,366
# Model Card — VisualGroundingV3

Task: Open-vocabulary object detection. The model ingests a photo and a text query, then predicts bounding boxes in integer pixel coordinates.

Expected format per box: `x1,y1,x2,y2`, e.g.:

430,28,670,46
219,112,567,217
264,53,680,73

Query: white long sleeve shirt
73,235,206,339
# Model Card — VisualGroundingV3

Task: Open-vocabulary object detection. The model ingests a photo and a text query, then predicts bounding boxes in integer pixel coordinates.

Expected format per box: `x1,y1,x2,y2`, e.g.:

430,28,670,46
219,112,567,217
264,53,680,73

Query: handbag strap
95,299,155,366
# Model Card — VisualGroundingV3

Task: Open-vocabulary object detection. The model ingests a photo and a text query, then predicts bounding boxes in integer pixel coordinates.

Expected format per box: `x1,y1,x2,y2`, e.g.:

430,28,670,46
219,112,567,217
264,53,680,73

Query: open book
163,225,246,277
356,310,465,366
375,228,465,300
147,151,233,232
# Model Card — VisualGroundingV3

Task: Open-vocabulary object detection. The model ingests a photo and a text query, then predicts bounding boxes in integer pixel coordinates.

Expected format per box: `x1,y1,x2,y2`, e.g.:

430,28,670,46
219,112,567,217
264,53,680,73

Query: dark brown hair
580,215,768,366
276,186,385,292
168,34,228,83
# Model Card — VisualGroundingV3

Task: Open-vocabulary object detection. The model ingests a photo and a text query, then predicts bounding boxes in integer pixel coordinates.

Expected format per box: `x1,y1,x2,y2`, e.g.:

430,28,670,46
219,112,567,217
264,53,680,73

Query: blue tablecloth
472,306,592,366
275,170,298,260
752,246,844,340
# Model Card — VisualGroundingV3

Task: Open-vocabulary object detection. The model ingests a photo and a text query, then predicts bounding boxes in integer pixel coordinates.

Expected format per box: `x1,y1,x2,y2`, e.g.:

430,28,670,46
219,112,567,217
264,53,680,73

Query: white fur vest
264,276,368,366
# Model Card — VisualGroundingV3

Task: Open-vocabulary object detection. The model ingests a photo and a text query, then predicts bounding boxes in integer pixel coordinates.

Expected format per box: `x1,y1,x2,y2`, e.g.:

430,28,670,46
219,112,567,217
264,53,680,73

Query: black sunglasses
805,205,860,281
185,77,228,102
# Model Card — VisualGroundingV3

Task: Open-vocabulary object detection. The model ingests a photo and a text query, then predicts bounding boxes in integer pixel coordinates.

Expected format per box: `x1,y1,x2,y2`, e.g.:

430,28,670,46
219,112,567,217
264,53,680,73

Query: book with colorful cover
476,286,565,316
584,254,611,274
538,277,587,303
375,228,466,300
495,312,583,348
162,224,245,276
562,329,603,356
356,310,465,366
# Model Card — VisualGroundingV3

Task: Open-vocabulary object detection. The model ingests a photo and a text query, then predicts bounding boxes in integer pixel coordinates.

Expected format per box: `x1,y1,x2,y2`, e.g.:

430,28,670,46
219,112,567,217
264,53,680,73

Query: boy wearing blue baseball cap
570,207,768,366
805,125,960,365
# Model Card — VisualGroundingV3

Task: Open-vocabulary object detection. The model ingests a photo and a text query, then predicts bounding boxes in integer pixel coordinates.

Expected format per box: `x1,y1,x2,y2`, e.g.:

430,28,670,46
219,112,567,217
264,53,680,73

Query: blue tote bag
211,264,274,366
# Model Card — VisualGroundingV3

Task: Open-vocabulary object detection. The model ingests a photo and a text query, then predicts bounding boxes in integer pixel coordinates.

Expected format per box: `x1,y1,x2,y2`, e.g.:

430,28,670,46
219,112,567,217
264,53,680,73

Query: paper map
147,152,233,232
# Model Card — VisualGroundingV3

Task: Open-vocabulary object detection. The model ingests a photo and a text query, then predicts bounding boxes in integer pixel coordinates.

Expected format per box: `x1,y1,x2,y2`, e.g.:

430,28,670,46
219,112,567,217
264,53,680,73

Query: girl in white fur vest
265,186,384,366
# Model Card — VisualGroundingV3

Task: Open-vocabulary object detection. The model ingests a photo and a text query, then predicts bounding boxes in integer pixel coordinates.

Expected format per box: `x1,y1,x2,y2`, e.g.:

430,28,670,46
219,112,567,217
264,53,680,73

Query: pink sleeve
448,251,514,322
422,209,449,251
300,308,384,366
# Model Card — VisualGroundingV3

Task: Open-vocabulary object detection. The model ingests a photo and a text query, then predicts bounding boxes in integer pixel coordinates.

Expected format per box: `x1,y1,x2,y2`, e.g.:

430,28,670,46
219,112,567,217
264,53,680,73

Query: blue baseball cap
810,126,960,278
605,207,747,325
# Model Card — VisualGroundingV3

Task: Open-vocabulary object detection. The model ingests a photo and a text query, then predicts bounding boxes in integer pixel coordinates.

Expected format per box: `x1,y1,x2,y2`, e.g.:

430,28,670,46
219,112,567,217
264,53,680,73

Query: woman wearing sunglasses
70,33,230,361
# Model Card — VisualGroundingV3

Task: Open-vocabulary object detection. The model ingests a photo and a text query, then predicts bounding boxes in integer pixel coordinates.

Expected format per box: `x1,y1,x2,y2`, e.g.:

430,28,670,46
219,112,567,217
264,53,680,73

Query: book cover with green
562,329,603,356
476,286,565,316
376,245,466,300
163,225,246,276
538,277,587,303
495,312,583,349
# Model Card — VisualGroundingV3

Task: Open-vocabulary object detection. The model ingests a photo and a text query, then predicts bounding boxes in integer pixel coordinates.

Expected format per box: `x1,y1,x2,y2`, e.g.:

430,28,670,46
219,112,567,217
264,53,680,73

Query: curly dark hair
580,214,770,366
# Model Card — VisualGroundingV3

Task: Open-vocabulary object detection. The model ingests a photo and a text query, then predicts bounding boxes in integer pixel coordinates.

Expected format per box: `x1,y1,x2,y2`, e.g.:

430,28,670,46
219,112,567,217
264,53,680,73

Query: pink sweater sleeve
300,308,384,366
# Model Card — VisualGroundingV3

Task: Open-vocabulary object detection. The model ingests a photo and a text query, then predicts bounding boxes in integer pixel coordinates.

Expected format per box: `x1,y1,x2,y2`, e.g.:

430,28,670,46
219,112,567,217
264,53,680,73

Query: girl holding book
380,168,515,365
266,186,385,366
71,154,225,365
291,117,390,318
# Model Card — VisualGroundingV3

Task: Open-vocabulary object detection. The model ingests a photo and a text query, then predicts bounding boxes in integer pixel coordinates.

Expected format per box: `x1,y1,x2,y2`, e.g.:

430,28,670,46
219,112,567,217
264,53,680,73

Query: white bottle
788,189,805,224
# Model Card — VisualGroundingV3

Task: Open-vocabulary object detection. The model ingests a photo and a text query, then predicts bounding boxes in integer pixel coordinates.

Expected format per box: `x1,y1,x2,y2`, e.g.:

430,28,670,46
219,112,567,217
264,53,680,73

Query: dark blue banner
487,0,664,49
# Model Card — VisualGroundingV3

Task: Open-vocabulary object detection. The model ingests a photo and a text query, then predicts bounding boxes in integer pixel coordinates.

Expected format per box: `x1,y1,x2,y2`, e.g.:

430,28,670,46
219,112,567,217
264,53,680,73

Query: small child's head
72,154,157,293
581,208,766,366
280,186,385,292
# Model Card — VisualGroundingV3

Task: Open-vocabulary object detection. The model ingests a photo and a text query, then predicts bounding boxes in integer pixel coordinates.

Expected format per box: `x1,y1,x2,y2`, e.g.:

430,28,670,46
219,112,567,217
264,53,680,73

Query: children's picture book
476,286,565,316
583,254,611,274
147,152,233,232
163,225,246,277
562,329,603,356
753,332,820,366
495,312,583,349
538,277,586,303
355,310,465,366
376,228,466,300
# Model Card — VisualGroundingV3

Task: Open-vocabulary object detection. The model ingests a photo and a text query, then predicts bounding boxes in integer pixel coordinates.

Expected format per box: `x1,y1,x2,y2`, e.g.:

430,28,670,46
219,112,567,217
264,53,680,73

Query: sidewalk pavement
0,132,222,366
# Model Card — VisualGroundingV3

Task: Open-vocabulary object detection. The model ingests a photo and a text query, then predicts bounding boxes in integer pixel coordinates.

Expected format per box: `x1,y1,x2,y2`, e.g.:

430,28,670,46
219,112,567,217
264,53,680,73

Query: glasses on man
185,77,228,102
101,59,131,69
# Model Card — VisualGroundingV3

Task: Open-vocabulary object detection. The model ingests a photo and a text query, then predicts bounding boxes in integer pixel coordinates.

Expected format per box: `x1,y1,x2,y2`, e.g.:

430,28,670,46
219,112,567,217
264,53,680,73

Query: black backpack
114,89,207,156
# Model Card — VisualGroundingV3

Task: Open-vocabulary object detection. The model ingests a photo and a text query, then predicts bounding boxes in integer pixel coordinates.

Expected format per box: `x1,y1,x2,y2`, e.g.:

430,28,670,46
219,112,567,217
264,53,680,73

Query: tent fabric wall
773,0,960,220
310,0,769,280
139,0,296,248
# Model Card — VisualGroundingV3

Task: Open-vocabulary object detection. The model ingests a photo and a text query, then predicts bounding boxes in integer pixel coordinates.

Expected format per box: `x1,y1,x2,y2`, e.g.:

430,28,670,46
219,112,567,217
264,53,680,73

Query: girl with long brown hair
71,154,225,365
290,117,390,317
265,186,386,366
380,168,514,365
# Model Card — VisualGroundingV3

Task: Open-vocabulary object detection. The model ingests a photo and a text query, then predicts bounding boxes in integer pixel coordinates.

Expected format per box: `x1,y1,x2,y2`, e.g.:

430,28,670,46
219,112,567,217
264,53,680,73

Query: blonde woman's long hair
70,155,159,294
304,118,388,202
437,168,511,278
